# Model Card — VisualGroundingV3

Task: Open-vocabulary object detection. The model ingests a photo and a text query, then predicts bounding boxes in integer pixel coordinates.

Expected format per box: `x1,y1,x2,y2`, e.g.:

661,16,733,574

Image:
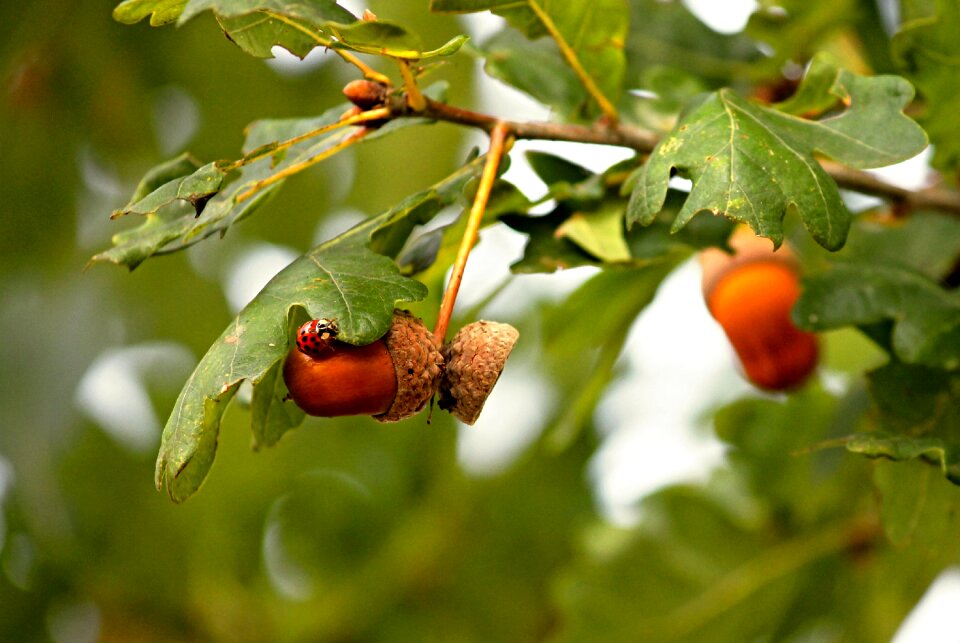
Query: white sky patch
223,243,300,313
75,343,195,453
457,362,555,476
867,147,933,191
591,261,746,524
266,46,335,77
152,85,200,155
893,568,960,643
684,0,759,34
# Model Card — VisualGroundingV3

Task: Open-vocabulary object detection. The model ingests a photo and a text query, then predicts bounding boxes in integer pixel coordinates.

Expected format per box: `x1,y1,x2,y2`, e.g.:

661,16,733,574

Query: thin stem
235,107,390,169
235,128,368,203
397,60,426,112
527,0,619,122
264,11,391,85
408,99,960,218
434,122,511,344
335,50,392,86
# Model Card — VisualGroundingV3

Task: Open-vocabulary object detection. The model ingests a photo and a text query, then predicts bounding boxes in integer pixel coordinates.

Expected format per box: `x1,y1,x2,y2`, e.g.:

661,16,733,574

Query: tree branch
397,98,960,218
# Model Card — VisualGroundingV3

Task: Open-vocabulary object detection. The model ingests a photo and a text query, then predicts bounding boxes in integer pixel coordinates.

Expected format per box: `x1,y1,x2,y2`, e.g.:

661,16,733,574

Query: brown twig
395,98,960,218
434,122,512,344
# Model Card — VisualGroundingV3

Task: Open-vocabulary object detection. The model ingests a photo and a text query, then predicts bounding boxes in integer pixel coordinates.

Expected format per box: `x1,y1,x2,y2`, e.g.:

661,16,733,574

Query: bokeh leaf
893,0,960,173
624,0,761,87
795,263,960,369
481,29,585,119
113,0,188,25
627,56,927,250
155,157,484,502
431,0,628,118
847,361,960,485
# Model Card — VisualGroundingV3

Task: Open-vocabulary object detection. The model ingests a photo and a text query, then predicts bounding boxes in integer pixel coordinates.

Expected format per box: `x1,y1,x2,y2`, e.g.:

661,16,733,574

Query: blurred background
1,0,957,641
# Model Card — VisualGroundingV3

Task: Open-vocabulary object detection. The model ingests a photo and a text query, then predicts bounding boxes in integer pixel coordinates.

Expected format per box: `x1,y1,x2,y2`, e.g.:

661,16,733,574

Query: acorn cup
439,320,519,425
283,310,443,422
700,227,818,391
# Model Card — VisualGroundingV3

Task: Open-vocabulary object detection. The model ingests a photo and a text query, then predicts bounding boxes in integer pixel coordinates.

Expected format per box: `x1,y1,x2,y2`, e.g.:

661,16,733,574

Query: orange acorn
700,227,818,391
283,310,443,422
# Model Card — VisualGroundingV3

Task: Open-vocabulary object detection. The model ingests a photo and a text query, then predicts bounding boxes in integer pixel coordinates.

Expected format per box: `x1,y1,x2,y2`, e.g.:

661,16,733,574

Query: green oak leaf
324,21,468,60
848,361,960,485
893,0,960,173
430,0,628,118
113,0,188,25
502,209,599,274
627,56,927,250
481,29,585,119
121,153,204,207
832,211,960,281
556,201,631,263
873,460,960,557
110,161,229,219
155,157,485,502
624,0,761,87
92,87,448,270
795,263,960,370
178,0,355,58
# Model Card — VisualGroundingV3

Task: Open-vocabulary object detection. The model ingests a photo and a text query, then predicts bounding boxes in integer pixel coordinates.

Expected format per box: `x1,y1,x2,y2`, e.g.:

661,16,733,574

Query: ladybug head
296,318,339,358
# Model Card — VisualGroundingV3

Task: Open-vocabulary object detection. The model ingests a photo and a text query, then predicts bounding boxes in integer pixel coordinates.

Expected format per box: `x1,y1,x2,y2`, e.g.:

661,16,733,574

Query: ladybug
296,318,339,358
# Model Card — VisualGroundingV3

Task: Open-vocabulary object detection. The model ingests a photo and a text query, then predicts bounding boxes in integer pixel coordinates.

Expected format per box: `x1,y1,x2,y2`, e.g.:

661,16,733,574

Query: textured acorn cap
376,309,444,423
439,321,519,425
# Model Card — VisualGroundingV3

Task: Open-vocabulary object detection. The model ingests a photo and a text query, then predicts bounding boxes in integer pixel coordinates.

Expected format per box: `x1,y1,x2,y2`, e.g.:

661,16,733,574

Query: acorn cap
439,321,519,425
375,309,444,423
700,225,799,299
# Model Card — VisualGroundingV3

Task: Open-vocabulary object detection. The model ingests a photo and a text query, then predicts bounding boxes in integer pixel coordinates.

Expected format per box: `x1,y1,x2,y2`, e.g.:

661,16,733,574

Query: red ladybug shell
296,319,338,358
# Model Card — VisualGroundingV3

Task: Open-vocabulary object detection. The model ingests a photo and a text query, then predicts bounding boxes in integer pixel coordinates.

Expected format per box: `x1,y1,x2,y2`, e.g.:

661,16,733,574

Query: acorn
283,310,443,422
439,320,519,425
700,227,818,391
343,79,389,111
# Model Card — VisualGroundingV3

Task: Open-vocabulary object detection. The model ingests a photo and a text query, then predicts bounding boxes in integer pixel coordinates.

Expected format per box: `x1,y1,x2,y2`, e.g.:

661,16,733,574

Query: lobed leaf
627,56,927,250
92,88,447,270
795,263,960,370
155,157,485,502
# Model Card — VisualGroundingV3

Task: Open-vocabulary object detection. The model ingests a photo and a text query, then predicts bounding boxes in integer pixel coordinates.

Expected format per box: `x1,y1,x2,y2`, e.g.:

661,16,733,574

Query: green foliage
6,0,960,640
155,158,483,501
627,55,927,250
432,0,628,118
894,0,960,172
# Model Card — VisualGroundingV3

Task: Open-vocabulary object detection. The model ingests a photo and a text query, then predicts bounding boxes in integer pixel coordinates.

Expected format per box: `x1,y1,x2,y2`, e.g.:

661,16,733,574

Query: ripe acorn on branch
283,309,443,422
700,226,818,392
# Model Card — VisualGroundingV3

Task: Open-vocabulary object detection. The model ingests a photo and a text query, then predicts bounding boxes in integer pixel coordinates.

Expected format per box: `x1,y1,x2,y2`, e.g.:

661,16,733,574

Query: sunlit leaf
113,0,188,25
